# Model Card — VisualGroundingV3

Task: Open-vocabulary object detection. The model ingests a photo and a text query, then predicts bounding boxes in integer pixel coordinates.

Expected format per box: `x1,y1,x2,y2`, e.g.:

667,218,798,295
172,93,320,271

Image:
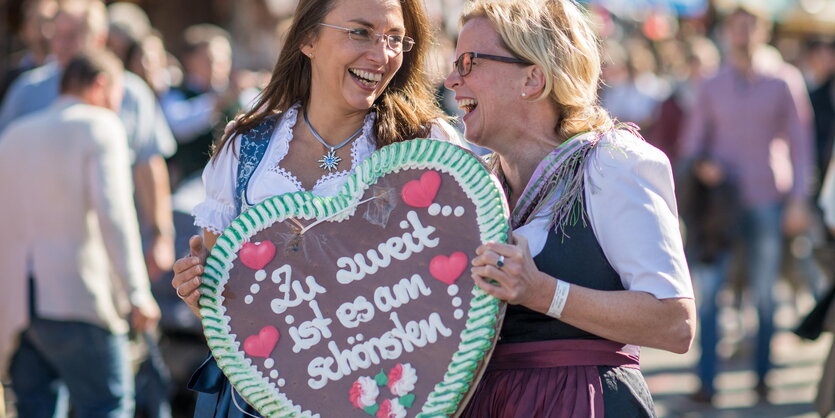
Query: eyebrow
347,18,405,33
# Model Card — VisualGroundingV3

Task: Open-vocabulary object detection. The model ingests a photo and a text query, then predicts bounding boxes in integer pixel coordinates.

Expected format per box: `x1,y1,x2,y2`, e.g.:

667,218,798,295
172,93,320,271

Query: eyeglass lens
456,53,473,77
348,29,413,52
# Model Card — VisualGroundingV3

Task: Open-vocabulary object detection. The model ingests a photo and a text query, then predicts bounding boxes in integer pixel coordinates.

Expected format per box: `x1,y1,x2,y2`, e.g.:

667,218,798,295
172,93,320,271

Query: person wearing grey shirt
0,0,177,279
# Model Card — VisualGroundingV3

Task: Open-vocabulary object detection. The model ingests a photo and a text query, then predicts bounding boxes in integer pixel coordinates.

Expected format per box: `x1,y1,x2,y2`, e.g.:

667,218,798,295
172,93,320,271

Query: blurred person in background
229,0,294,72
0,50,160,418
108,2,183,98
600,38,664,131
161,24,240,188
130,31,182,98
648,36,719,167
803,38,835,189
680,6,814,403
107,2,152,67
0,0,177,283
0,0,58,101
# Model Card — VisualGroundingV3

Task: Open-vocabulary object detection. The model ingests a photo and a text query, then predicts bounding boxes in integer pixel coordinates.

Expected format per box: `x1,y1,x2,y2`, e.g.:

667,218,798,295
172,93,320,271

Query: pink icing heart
401,171,441,208
239,241,276,270
244,326,279,358
429,252,468,285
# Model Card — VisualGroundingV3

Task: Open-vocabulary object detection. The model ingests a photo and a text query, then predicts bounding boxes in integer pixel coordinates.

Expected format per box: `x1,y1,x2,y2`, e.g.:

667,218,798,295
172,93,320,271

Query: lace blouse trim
265,107,376,192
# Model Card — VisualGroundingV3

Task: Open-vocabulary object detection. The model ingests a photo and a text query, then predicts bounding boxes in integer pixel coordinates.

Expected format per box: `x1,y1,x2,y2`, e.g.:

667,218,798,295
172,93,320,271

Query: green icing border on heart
199,139,509,417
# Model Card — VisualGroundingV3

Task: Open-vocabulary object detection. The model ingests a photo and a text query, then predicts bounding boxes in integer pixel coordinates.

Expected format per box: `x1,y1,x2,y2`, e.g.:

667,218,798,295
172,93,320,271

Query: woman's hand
470,232,553,312
172,235,208,317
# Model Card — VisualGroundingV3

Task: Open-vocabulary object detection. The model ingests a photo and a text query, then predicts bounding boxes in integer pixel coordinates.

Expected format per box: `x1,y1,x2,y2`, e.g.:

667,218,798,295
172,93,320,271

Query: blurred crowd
0,0,834,417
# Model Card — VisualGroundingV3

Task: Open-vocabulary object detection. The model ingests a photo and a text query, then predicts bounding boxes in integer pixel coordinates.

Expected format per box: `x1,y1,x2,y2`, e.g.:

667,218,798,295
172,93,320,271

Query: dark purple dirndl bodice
462,219,657,418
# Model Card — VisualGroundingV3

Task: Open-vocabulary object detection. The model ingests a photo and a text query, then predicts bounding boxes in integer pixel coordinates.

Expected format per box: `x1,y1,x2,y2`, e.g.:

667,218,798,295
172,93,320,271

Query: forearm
524,272,696,354
134,156,174,239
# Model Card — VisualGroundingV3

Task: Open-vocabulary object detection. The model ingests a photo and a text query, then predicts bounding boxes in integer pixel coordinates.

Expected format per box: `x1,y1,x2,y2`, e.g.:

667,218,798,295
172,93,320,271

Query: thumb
189,235,208,262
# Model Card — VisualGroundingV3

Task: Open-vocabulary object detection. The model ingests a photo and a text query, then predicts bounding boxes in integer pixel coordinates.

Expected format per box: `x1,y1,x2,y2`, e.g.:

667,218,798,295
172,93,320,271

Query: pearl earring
521,92,527,97
308,53,314,58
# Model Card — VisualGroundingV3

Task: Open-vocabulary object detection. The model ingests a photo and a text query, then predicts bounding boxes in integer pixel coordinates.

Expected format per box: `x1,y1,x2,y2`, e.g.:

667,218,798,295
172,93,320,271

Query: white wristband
547,279,570,319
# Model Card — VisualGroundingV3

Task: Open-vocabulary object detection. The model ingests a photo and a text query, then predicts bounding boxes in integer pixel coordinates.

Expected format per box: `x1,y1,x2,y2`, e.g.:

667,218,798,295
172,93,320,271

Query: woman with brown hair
170,0,459,415
448,0,696,415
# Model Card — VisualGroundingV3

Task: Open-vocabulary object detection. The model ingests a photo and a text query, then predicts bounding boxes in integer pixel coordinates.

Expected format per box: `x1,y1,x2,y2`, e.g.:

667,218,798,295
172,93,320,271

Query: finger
471,251,502,268
477,241,522,259
172,264,203,288
472,263,512,280
185,290,201,312
177,276,203,297
472,274,509,300
172,256,200,276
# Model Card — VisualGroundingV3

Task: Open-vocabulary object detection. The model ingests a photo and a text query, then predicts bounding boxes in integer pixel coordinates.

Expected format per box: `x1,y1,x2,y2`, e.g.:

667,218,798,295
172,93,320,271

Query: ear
300,32,318,58
521,65,546,99
300,43,314,57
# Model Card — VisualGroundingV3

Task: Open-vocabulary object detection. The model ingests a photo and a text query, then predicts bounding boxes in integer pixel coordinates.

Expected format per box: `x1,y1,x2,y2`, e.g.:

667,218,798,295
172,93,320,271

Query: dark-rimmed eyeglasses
453,52,532,77
319,23,415,53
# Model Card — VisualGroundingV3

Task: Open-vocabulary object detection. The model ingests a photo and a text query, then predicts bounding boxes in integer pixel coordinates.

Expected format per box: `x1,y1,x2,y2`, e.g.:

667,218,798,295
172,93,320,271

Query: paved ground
645,283,831,418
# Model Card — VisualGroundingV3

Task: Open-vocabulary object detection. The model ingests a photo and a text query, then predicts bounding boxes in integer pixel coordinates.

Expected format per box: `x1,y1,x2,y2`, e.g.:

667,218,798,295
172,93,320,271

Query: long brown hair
213,0,444,158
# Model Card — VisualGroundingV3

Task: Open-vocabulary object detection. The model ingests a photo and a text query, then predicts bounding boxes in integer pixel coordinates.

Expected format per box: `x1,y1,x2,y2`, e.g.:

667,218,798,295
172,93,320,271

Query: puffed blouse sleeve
584,130,694,300
192,137,240,235
428,118,467,148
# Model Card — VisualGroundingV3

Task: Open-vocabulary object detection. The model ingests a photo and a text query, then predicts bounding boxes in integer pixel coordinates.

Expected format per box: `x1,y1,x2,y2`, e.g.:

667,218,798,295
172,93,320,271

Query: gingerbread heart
401,171,441,208
200,139,508,417
429,252,469,285
244,326,280,358
239,241,276,270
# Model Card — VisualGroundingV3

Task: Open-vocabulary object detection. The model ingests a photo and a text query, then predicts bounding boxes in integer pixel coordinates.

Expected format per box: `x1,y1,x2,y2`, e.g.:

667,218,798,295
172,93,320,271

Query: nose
444,66,461,90
366,35,390,64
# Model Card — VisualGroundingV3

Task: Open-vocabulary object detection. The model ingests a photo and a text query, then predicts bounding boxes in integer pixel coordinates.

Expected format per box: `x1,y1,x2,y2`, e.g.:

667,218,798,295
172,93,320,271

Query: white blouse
193,103,464,235
515,129,694,300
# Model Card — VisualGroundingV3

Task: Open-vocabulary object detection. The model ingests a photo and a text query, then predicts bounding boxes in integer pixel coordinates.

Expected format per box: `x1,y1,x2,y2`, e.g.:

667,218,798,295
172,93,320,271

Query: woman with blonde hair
447,0,696,415
170,0,461,415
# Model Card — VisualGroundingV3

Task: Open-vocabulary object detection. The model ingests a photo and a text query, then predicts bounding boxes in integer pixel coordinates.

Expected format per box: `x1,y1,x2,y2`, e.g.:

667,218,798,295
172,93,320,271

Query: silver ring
496,255,505,268
175,285,187,299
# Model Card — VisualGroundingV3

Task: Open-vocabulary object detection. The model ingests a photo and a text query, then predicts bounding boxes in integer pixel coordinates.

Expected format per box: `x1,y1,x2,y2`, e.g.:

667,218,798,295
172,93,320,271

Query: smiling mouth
349,69,382,88
457,98,478,114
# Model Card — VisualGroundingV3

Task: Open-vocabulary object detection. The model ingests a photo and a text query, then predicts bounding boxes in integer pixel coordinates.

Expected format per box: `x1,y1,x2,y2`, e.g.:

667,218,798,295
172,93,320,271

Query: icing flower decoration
386,363,417,397
350,376,380,410
376,398,407,418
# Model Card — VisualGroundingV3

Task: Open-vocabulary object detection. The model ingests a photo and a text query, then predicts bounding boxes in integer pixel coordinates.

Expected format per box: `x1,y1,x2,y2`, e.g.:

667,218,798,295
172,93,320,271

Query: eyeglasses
453,52,532,77
319,23,415,53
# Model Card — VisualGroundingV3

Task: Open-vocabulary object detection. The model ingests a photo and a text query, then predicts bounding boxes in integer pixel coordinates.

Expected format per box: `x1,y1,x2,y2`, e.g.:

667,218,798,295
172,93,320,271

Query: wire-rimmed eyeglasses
319,23,415,53
453,52,532,77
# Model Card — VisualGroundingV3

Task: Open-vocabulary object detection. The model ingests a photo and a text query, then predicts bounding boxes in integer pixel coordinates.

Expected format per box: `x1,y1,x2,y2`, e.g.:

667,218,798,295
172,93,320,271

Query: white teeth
456,98,478,111
349,69,382,82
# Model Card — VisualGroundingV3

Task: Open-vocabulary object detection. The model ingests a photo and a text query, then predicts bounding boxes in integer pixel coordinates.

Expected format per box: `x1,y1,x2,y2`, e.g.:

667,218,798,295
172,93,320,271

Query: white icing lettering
335,211,438,284
336,296,375,328
305,311,452,389
373,274,432,313
288,300,333,353
270,264,326,314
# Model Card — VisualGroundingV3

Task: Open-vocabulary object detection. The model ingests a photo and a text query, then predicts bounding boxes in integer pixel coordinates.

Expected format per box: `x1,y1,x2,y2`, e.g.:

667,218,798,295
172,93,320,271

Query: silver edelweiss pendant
318,148,341,172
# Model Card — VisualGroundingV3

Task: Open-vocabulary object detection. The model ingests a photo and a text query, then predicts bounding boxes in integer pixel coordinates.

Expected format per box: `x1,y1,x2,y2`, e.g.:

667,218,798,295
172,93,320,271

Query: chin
345,94,377,112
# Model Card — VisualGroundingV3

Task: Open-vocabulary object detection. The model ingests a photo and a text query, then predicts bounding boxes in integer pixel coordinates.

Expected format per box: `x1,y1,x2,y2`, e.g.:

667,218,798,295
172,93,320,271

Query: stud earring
521,92,527,97
308,53,314,58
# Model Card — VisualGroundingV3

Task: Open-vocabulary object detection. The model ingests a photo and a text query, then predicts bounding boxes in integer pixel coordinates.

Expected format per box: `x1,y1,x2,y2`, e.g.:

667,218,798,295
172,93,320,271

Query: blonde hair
461,0,613,139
